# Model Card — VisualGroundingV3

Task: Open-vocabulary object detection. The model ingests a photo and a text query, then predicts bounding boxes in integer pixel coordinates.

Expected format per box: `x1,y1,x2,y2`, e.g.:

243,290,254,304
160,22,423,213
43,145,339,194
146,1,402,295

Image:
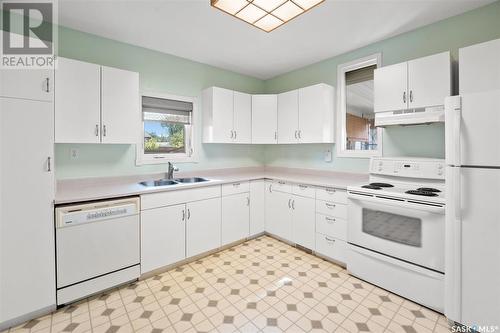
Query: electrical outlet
324,149,332,163
70,148,79,160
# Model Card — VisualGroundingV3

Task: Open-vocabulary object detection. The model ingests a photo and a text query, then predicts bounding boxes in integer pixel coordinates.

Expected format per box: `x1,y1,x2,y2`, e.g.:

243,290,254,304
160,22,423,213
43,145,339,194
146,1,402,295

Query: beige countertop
55,166,368,205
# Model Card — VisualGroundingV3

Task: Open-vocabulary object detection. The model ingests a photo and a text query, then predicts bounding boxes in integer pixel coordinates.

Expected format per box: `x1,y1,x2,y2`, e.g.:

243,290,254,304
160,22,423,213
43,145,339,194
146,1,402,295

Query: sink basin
174,177,209,183
139,179,178,187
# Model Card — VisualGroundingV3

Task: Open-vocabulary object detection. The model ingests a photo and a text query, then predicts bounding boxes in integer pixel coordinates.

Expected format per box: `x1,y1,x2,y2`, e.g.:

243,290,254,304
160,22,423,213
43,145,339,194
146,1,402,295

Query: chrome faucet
167,162,179,179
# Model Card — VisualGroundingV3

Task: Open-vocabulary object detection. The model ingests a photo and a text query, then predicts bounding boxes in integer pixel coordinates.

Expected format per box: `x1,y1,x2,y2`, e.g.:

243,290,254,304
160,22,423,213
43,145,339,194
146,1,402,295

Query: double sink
139,177,210,187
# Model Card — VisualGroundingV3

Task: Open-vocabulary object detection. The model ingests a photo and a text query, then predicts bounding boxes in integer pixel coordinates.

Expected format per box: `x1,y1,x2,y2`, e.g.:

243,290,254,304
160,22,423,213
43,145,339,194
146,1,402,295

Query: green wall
263,1,500,172
54,1,500,179
55,27,266,179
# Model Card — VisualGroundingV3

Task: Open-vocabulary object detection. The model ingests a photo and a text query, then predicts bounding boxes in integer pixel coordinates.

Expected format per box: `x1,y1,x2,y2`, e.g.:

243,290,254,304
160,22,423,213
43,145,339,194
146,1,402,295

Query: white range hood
374,105,445,127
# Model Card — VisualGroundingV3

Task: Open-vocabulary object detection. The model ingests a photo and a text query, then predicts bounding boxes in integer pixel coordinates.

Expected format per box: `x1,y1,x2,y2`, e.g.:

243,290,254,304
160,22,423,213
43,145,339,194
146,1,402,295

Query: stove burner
417,187,441,193
370,182,394,188
405,190,438,197
362,185,382,190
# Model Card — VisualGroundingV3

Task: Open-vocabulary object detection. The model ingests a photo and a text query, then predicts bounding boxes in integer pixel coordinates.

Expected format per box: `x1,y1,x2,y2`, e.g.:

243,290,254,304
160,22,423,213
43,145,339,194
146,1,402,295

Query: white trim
136,91,199,165
336,53,383,158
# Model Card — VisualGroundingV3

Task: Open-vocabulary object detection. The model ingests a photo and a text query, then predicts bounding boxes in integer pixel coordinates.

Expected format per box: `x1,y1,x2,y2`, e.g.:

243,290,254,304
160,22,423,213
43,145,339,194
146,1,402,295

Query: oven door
348,192,445,272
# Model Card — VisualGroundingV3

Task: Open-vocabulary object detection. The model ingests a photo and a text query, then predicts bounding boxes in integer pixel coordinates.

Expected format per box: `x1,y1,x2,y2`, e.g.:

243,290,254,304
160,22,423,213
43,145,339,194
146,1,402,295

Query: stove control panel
370,157,445,179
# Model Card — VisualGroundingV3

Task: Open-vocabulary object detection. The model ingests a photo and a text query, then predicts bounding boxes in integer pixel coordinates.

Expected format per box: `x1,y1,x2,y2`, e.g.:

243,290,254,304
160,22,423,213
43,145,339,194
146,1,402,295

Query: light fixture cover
211,0,325,32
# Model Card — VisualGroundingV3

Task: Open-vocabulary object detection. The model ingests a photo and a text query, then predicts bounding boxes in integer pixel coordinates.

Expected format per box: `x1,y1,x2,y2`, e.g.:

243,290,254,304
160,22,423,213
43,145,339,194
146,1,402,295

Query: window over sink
137,92,197,164
337,54,383,158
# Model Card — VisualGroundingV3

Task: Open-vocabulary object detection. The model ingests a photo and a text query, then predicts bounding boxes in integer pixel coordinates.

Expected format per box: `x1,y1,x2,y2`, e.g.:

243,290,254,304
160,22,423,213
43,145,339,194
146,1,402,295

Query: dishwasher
55,197,140,305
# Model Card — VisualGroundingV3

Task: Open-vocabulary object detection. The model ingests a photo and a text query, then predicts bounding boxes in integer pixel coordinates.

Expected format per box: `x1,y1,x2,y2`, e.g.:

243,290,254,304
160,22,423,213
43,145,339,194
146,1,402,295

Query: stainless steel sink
174,177,209,183
139,179,178,187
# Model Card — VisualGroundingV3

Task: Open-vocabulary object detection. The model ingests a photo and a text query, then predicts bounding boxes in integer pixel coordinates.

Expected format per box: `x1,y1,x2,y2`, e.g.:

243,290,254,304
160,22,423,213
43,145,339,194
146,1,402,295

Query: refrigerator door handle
453,167,461,220
453,106,461,166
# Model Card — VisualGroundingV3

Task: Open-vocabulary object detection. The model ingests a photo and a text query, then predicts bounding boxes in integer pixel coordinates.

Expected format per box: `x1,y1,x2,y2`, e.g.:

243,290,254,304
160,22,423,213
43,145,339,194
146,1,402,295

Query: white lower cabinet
222,193,250,245
291,195,316,250
265,184,292,240
249,180,265,236
186,198,221,257
315,234,348,263
141,204,186,273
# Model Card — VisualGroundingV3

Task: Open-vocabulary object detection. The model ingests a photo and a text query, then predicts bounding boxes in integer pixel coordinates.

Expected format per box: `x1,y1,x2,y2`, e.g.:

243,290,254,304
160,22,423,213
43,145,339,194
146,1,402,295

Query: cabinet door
206,87,234,143
374,62,408,112
252,95,277,144
55,57,101,143
459,38,500,94
408,52,450,109
140,204,186,274
250,180,265,236
233,91,251,143
1,97,55,323
277,90,299,144
265,188,292,240
101,66,140,144
222,193,250,245
291,196,315,250
298,84,334,143
0,69,53,102
186,197,221,257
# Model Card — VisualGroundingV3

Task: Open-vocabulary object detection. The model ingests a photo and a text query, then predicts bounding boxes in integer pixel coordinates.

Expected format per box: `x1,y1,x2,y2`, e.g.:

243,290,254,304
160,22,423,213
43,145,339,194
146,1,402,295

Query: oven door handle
348,193,445,214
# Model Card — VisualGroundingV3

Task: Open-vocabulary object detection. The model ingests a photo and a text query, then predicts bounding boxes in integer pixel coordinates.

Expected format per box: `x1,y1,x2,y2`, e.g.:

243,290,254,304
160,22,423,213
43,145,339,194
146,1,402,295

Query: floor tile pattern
3,236,451,332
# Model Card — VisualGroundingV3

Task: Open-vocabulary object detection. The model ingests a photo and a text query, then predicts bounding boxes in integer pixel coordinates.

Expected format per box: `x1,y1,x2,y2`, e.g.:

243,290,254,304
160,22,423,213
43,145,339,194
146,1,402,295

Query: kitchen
1,0,500,332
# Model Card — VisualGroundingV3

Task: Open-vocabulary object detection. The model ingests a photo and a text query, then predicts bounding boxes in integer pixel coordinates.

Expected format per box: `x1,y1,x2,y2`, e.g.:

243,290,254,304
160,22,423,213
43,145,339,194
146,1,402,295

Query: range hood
375,105,445,127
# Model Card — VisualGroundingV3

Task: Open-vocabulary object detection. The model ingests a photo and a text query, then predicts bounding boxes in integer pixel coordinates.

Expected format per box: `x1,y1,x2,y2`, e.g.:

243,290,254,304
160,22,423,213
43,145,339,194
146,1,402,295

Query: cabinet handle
403,91,406,104
274,131,277,140
298,184,308,189
288,198,291,209
45,77,50,93
187,209,191,220
246,197,250,206
47,157,51,172
103,125,107,137
325,236,335,243
410,90,413,103
269,184,273,193
234,130,237,140
291,199,295,210
325,188,336,194
189,148,193,157
326,202,336,209
294,130,298,139
95,124,99,137
325,216,336,223
297,130,301,139
278,181,285,185
182,209,185,221
230,130,233,139
233,182,240,187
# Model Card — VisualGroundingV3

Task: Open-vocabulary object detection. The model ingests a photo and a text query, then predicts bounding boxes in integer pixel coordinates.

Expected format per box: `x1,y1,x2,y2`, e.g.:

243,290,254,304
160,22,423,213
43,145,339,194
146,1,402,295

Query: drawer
292,183,316,198
222,181,250,196
315,233,347,264
316,187,347,204
141,185,221,210
316,200,347,219
316,213,347,241
270,180,292,193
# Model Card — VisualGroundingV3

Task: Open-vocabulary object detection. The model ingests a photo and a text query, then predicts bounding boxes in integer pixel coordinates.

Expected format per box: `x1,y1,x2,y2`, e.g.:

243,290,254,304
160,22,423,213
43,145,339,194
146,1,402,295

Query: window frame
136,91,198,165
336,53,383,158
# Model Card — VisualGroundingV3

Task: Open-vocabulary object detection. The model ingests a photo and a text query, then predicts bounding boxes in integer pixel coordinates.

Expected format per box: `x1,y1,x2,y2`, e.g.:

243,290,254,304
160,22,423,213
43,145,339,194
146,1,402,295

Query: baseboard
0,305,56,332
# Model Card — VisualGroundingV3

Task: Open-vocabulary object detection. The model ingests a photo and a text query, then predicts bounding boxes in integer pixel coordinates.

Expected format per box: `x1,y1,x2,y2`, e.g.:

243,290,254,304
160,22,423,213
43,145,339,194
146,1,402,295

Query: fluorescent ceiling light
211,0,325,33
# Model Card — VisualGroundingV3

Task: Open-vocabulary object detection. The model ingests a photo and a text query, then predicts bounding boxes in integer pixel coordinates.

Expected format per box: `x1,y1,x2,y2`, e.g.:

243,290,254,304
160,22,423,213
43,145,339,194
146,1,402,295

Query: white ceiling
58,0,494,80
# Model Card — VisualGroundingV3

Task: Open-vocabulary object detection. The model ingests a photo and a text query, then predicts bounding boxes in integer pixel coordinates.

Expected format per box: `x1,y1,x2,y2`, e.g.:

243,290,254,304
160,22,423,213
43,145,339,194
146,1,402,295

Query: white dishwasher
55,197,140,305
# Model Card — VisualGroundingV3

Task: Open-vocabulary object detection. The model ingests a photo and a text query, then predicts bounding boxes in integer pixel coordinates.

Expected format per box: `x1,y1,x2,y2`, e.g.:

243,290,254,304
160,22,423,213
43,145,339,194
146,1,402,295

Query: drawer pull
278,181,286,185
298,184,308,189
233,182,241,187
325,217,336,223
325,203,336,209
325,188,336,194
325,236,335,243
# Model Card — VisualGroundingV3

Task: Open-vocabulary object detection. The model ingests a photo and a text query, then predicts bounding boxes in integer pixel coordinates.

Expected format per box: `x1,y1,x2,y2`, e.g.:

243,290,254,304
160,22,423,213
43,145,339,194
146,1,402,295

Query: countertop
55,166,368,205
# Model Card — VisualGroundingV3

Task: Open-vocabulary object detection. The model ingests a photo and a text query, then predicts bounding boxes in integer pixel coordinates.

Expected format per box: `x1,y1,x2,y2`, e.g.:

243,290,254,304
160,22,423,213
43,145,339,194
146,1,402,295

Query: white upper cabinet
233,91,252,143
298,84,335,143
55,58,101,143
374,52,451,113
374,62,408,113
55,57,140,144
0,68,53,102
407,52,451,109
459,38,500,94
252,94,278,144
278,90,299,144
202,87,252,143
101,66,140,144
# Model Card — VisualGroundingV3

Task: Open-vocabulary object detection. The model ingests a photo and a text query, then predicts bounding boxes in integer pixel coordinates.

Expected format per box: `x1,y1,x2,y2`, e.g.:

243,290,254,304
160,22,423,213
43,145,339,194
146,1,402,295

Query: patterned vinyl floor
3,235,452,333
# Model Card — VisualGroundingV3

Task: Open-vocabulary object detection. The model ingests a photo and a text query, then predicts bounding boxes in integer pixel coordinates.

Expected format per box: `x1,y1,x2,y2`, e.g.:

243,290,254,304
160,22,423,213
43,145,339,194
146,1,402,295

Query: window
337,54,383,158
137,93,197,164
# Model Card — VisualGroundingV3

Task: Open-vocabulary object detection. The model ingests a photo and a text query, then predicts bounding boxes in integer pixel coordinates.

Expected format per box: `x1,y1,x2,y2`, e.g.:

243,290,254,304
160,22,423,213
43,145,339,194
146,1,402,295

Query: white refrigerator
445,91,500,329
